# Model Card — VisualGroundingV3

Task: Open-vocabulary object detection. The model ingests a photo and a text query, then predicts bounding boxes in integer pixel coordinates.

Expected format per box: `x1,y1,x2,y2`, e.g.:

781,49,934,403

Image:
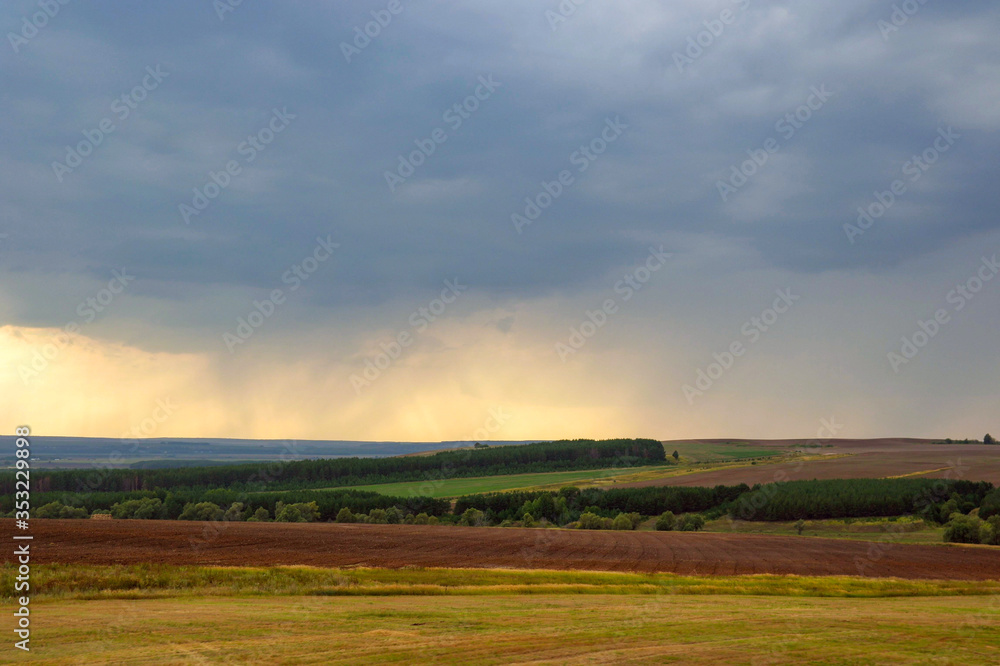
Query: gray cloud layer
2,1,999,439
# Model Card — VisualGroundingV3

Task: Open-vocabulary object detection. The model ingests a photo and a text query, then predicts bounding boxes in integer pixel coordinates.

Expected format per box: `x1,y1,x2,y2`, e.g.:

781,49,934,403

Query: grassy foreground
7,584,1000,664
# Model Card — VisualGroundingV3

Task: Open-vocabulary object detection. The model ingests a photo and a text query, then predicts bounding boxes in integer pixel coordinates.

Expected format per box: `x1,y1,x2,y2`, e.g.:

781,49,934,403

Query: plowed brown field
7,519,1000,580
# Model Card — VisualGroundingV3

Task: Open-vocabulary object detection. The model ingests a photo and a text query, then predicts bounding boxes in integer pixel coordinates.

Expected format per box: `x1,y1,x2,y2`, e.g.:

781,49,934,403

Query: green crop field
7,565,999,664
668,441,785,462
319,466,669,498
317,442,790,498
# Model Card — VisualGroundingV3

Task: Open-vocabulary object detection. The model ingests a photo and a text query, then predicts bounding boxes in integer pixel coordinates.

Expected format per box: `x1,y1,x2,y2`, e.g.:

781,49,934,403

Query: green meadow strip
4,563,999,601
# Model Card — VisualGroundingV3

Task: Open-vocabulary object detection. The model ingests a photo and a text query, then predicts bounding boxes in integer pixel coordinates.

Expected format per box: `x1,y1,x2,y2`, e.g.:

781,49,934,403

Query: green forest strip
8,438,667,494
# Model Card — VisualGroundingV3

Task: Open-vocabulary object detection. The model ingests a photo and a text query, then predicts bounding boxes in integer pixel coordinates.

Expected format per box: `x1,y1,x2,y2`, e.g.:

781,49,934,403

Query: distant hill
0,436,542,469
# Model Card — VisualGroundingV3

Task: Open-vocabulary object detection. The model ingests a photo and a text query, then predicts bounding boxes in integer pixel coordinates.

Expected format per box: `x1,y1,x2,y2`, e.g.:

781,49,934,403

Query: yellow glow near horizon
0,325,642,441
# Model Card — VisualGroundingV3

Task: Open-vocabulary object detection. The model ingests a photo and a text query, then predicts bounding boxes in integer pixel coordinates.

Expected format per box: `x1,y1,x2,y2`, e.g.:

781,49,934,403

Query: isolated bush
521,512,536,528
178,502,224,522
794,519,806,535
35,501,88,519
247,507,270,522
655,511,676,531
944,514,982,544
112,498,165,520
984,433,995,445
678,514,706,532
336,507,355,523
612,513,633,530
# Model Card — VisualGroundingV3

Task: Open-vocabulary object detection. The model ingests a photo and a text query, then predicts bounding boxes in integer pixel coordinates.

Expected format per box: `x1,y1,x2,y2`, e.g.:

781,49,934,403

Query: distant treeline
455,484,750,523
6,477,994,526
727,478,993,522
9,438,666,494
9,487,449,521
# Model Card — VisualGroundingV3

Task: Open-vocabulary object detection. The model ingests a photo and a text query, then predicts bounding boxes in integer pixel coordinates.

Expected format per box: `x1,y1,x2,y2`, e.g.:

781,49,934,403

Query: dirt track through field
7,519,1000,580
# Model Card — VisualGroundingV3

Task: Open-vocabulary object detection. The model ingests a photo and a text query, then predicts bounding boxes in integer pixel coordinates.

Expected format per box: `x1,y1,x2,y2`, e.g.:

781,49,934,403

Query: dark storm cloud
2,0,999,326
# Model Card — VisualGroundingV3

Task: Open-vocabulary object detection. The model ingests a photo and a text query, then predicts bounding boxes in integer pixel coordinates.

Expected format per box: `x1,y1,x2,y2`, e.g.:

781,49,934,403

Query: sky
1,0,998,442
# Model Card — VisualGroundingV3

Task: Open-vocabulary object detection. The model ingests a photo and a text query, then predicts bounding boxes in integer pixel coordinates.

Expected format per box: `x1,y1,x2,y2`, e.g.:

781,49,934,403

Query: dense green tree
223,502,245,521
276,501,320,523
677,514,706,531
944,514,982,544
112,497,165,520
578,512,604,529
655,511,676,531
612,513,633,530
178,502,223,521
35,501,87,519
336,507,355,523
